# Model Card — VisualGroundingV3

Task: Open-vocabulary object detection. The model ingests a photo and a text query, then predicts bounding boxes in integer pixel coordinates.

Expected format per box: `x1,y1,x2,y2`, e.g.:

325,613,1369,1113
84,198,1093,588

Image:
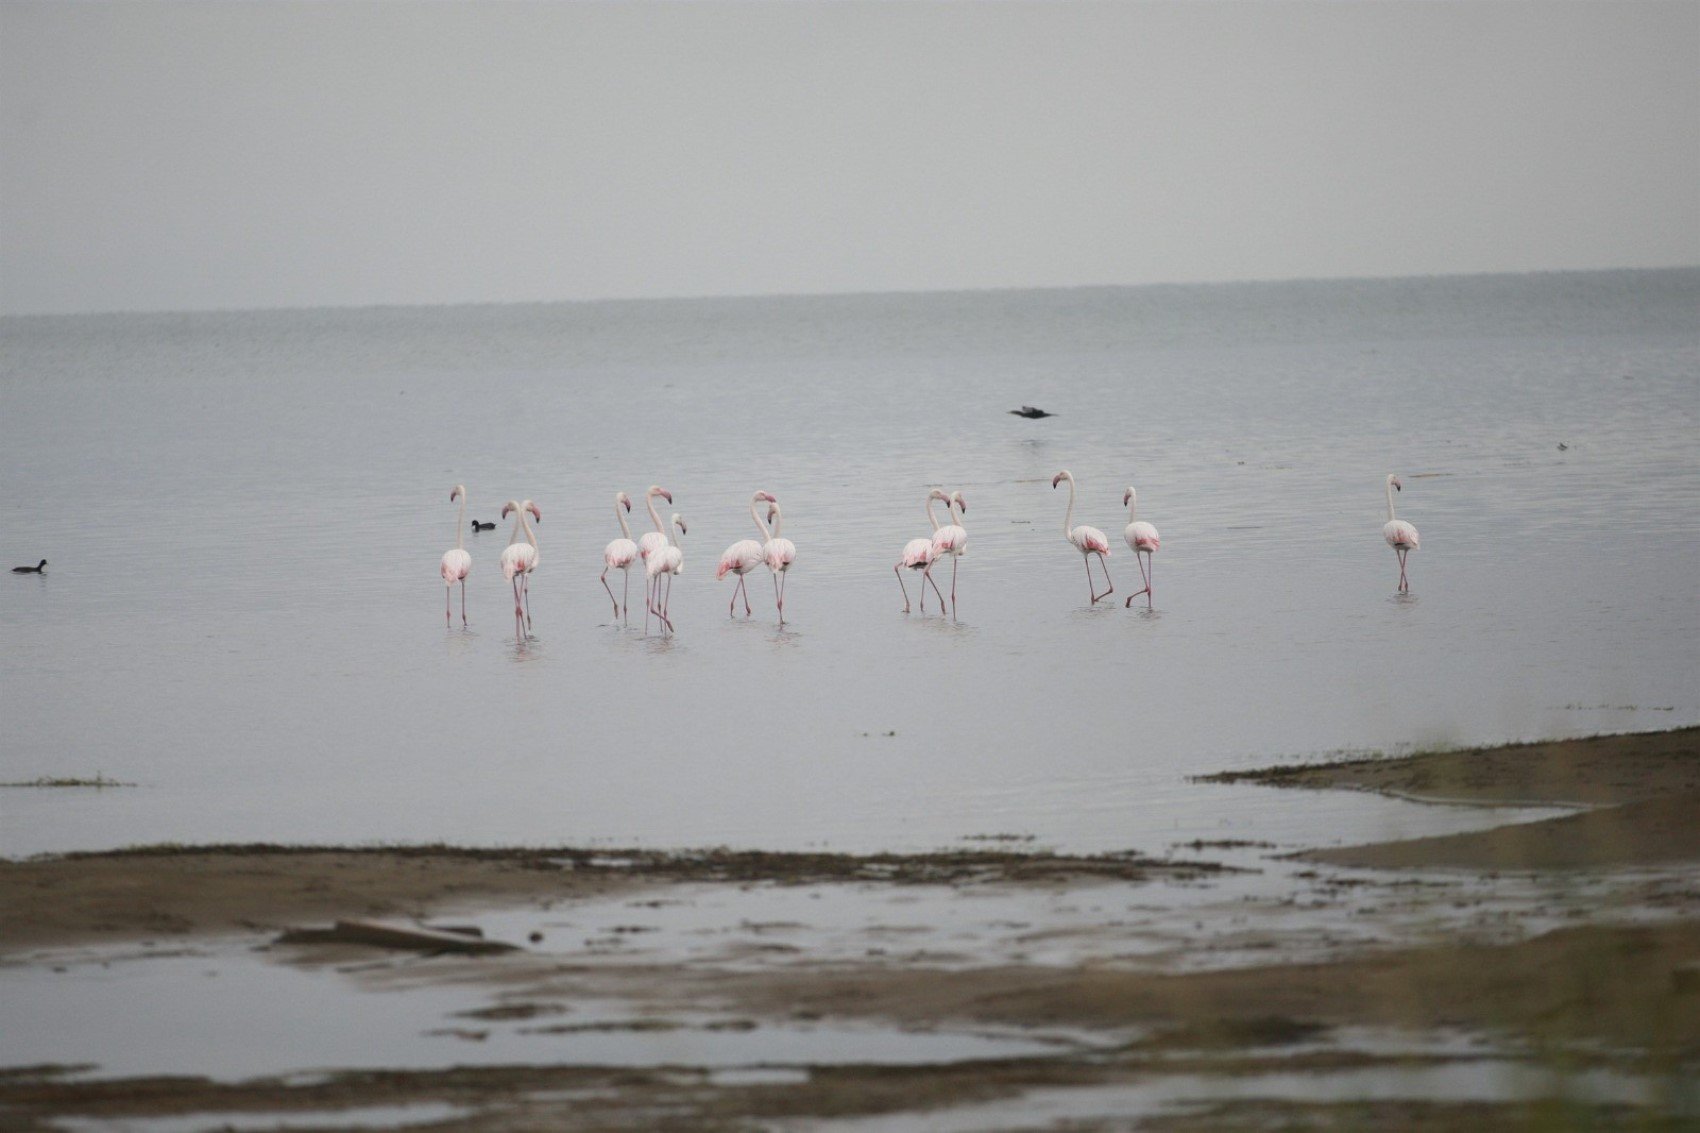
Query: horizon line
4,262,1696,322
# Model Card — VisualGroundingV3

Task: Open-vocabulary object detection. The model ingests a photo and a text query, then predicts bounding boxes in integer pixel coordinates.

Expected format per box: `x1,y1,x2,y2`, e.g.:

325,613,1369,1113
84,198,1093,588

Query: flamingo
763,501,797,624
440,485,473,626
646,513,687,634
717,490,777,617
637,485,673,630
895,489,952,614
500,499,541,638
1383,474,1420,592
600,491,640,622
930,490,968,618
1122,487,1161,609
1052,470,1113,604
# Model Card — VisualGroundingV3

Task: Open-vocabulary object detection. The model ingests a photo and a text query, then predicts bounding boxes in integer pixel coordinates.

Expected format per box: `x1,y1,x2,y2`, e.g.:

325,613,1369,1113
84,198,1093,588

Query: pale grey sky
2,1,1696,315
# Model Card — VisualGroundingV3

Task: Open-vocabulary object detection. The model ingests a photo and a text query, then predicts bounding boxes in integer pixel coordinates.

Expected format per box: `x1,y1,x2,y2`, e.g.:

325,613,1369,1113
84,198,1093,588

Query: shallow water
2,270,1696,856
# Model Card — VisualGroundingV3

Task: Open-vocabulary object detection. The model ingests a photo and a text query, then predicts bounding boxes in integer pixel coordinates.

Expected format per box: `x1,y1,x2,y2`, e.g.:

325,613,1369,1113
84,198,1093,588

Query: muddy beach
2,727,1697,1131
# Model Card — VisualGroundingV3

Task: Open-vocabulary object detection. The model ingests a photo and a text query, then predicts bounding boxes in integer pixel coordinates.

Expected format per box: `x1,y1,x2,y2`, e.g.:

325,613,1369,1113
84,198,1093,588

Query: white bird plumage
1052,470,1113,604
895,488,951,614
500,498,540,639
1382,474,1420,592
717,491,778,617
763,501,797,624
1122,486,1160,609
600,491,639,622
440,485,472,626
646,513,686,633
928,490,968,619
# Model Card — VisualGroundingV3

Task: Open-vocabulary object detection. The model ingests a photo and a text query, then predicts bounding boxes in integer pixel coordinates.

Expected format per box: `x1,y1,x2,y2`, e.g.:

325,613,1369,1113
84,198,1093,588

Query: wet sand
3,727,1697,1131
1203,726,1700,870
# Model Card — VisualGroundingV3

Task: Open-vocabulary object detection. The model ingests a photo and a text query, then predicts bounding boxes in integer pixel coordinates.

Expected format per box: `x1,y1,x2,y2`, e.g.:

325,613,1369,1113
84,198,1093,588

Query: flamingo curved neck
768,506,783,540
521,504,537,549
616,497,633,541
1125,490,1138,524
505,501,525,545
647,491,666,537
1060,474,1076,538
925,493,944,531
751,495,773,540
1386,478,1398,522
454,491,466,551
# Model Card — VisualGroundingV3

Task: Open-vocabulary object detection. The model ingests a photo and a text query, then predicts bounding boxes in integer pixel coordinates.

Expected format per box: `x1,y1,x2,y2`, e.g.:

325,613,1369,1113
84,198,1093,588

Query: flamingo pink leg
896,565,912,613
512,576,525,640
776,572,788,625
445,587,452,627
1126,552,1152,608
1397,549,1409,592
600,569,621,619
949,556,959,618
1087,553,1114,604
460,580,468,626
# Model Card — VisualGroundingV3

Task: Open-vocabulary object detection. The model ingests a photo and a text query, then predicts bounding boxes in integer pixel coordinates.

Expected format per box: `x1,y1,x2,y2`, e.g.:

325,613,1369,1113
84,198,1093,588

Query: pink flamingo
499,499,541,638
600,491,639,622
930,490,968,618
717,490,777,617
895,488,952,614
764,501,797,624
1052,470,1113,604
646,513,686,634
637,485,673,630
1122,486,1161,609
1383,474,1420,592
440,485,472,626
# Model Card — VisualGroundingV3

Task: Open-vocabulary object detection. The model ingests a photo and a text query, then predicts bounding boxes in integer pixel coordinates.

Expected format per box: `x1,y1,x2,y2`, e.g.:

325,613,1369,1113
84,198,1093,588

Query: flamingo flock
435,473,1420,637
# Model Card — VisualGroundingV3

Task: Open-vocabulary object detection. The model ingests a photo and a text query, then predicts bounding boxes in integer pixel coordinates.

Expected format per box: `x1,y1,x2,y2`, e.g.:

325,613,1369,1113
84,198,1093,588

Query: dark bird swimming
471,520,497,531
1009,406,1056,419
12,559,46,574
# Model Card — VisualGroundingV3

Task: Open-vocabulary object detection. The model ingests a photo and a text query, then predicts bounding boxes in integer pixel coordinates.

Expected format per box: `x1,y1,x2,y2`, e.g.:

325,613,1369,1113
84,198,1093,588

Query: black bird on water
12,559,46,574
471,520,497,532
1009,405,1056,419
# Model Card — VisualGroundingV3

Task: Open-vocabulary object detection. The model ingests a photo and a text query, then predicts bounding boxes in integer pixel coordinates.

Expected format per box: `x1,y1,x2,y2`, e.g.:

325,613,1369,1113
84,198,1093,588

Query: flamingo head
767,503,781,522
951,491,966,513
1390,476,1403,493
673,515,687,535
616,491,632,511
450,484,464,503
648,485,672,504
1123,487,1135,507
756,491,777,504
1051,471,1068,489
524,501,542,523
500,500,519,519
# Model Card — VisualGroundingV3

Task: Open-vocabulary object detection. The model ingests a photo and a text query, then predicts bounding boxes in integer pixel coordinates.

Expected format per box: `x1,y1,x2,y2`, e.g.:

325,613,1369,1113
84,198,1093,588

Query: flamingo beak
679,520,688,535
623,498,632,512
660,490,673,504
1123,490,1131,506
760,491,777,503
1393,479,1403,492
1051,474,1063,489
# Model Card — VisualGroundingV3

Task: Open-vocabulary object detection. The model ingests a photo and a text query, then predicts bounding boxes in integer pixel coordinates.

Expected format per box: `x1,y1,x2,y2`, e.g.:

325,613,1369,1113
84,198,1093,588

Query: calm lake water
3,270,1697,858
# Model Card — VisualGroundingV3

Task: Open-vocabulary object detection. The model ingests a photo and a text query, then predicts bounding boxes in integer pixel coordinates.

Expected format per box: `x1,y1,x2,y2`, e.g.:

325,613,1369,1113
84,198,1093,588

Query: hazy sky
3,1,1696,315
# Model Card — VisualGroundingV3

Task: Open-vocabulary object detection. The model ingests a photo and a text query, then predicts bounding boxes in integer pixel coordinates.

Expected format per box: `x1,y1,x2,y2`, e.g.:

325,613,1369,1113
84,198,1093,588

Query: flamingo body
1052,470,1114,604
1121,486,1160,608
718,491,777,616
600,491,639,621
894,488,951,614
930,490,968,618
1382,474,1420,592
441,485,472,625
646,514,686,633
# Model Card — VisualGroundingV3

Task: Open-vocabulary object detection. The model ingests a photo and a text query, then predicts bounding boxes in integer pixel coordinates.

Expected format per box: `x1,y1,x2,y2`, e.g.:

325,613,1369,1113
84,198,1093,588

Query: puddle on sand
53,1105,473,1133
0,945,1083,1082
771,1064,1700,1132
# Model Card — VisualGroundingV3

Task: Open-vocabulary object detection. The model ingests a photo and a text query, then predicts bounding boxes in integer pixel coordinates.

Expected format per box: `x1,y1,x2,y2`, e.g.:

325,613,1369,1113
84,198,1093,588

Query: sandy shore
1203,726,1700,870
2,727,1696,1132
